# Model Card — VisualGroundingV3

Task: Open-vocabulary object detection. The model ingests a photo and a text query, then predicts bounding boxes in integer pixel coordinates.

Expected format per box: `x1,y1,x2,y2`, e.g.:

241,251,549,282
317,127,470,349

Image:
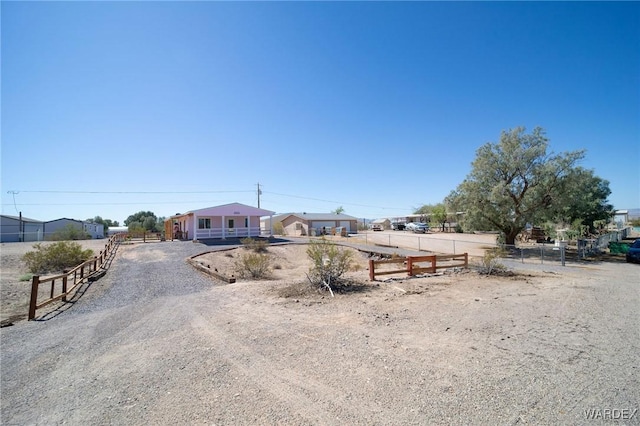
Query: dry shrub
479,247,507,275
306,238,353,295
22,242,94,274
234,252,272,279
241,237,269,253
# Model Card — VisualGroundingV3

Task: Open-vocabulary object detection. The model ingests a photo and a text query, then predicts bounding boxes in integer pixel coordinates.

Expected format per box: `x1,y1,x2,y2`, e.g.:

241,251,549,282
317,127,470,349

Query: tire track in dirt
189,309,391,424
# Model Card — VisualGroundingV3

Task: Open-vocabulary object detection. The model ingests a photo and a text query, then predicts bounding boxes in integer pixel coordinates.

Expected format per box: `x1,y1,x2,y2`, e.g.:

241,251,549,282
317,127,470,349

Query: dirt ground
1,239,638,424
0,239,112,325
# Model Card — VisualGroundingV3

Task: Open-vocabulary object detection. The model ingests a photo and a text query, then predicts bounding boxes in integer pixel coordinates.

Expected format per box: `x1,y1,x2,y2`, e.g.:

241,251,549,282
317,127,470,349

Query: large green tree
550,167,613,233
446,127,587,245
125,211,160,232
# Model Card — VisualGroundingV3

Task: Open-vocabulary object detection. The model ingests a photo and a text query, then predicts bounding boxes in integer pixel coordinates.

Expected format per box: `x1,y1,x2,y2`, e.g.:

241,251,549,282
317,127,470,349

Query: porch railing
195,226,263,240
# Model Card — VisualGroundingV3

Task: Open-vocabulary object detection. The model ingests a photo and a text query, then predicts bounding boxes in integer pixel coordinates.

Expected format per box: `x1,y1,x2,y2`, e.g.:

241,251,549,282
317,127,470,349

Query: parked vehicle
407,222,429,233
626,239,640,263
391,222,406,231
371,224,384,231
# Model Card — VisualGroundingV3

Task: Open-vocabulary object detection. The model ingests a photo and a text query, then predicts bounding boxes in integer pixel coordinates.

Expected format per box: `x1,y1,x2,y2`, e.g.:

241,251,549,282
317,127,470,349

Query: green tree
127,221,145,233
414,203,449,230
332,206,345,215
125,211,159,232
430,204,448,232
156,216,166,233
86,216,119,235
550,167,613,233
446,127,585,245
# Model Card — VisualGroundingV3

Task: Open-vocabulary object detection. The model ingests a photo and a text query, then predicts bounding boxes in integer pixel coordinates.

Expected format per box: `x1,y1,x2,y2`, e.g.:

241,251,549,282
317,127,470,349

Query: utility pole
257,183,262,208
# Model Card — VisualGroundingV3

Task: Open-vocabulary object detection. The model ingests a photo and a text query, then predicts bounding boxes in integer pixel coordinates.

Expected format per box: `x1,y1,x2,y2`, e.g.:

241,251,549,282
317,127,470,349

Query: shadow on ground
198,237,293,246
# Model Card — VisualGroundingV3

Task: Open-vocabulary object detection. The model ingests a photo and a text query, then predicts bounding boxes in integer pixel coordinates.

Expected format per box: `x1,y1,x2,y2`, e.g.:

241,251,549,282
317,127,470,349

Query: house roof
371,218,390,224
171,202,275,219
45,218,83,224
280,212,358,221
0,214,42,223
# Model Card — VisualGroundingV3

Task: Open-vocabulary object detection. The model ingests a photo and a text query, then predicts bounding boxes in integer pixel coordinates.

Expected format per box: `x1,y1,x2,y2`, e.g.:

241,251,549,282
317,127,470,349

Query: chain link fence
351,227,635,267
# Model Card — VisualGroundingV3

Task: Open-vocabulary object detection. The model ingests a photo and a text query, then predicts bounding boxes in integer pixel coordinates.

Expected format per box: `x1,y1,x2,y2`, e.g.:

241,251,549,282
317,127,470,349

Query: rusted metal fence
368,253,468,281
28,235,122,320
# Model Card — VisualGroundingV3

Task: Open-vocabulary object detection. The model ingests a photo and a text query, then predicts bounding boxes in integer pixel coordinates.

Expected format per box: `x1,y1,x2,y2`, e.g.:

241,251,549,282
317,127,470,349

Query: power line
262,190,412,211
6,189,255,194
5,188,415,213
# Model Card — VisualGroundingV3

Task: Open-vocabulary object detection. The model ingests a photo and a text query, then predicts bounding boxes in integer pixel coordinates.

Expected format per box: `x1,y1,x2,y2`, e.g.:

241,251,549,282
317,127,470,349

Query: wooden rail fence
368,253,468,281
28,235,122,320
123,231,164,242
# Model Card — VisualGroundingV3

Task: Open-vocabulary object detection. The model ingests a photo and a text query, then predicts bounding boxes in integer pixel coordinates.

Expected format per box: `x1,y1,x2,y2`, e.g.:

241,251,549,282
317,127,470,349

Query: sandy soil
0,239,112,325
1,240,638,424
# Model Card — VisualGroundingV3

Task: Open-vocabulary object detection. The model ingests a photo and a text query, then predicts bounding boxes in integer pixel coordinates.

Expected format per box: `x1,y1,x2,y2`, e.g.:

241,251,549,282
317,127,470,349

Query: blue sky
2,1,639,223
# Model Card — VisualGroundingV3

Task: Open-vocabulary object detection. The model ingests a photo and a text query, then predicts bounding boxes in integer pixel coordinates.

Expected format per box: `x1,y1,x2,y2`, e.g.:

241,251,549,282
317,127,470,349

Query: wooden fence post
62,275,68,302
369,259,375,281
407,257,414,276
28,275,40,320
430,256,436,273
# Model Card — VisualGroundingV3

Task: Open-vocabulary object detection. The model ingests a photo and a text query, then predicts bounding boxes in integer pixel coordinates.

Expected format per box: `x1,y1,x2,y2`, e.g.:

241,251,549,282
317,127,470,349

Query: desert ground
1,237,638,424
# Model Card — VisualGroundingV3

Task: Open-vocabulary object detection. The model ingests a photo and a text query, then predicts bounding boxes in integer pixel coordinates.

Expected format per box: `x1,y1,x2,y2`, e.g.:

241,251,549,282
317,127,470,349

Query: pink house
166,203,275,241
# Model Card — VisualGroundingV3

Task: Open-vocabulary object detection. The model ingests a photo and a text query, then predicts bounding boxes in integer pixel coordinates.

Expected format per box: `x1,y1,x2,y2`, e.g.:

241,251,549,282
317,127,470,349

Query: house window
244,218,249,227
198,218,211,229
295,222,302,230
228,219,235,229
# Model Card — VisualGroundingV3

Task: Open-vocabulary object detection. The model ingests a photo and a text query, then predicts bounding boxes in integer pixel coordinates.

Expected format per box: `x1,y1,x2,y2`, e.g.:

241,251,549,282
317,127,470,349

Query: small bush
306,238,353,294
272,222,285,236
241,237,269,253
479,247,507,275
234,252,272,279
22,242,95,274
19,273,34,282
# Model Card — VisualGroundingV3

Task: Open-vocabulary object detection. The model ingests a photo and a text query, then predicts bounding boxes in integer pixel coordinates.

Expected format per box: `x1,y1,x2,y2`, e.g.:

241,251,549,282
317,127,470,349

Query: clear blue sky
2,1,639,223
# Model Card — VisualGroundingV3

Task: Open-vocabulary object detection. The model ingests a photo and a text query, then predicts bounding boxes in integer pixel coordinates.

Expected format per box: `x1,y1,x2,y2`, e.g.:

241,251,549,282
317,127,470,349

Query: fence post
430,256,436,273
28,275,40,320
407,257,414,276
369,259,375,281
453,240,456,254
464,253,468,268
540,246,544,264
62,275,68,302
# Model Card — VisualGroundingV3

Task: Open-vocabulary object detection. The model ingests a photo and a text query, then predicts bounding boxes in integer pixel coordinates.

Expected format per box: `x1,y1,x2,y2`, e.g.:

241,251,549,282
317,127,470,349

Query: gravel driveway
1,240,639,425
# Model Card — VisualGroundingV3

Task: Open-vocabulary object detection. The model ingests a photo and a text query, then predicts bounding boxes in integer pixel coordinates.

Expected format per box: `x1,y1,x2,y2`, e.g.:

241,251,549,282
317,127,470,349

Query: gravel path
1,240,639,425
